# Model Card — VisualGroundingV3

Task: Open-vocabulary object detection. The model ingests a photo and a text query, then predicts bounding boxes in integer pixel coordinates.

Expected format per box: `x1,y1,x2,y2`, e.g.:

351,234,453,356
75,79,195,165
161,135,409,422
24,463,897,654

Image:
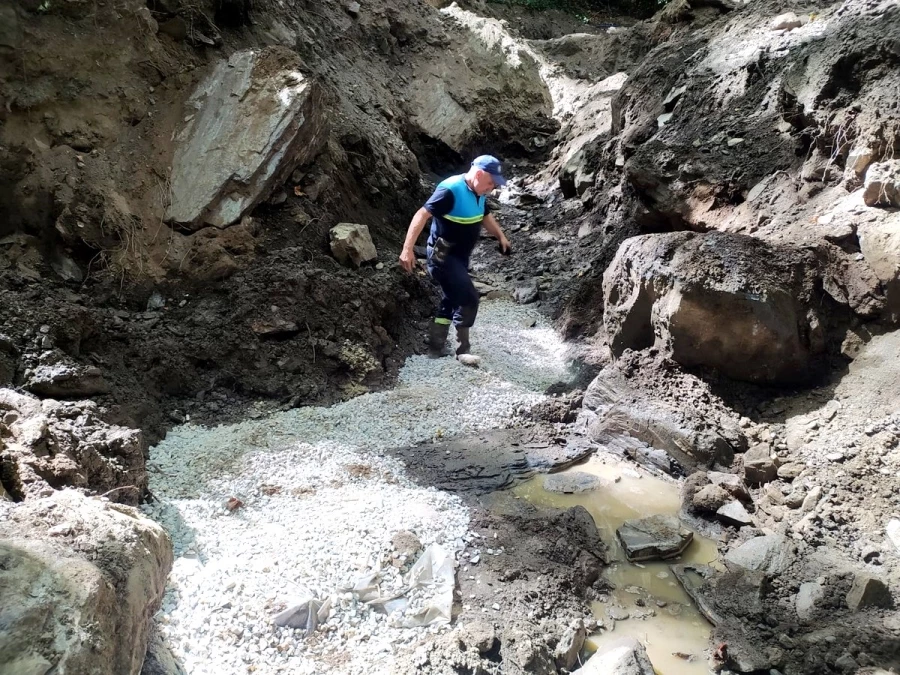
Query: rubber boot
455,326,471,356
428,322,451,358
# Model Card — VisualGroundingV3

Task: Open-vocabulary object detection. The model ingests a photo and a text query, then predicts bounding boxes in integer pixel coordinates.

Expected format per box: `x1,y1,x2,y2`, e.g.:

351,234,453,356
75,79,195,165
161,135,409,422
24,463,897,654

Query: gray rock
692,484,731,514
514,279,540,305
863,160,900,208
457,619,496,653
846,574,893,611
607,605,631,621
554,619,586,670
329,223,378,268
743,443,777,484
777,462,804,481
801,485,823,513
346,1,361,16
796,581,824,620
858,218,900,324
716,500,753,527
0,490,172,675
165,48,327,229
582,365,740,469
544,471,603,494
616,514,693,562
25,362,110,398
707,471,751,501
725,535,790,574
579,637,655,675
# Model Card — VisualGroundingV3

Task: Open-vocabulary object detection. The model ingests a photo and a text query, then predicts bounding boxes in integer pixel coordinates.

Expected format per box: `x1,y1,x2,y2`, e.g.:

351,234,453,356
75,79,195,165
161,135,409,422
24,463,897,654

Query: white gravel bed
143,301,571,674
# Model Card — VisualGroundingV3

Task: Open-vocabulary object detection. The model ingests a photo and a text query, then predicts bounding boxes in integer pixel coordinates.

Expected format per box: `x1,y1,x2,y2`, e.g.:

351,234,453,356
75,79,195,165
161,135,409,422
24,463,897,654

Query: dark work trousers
427,250,479,328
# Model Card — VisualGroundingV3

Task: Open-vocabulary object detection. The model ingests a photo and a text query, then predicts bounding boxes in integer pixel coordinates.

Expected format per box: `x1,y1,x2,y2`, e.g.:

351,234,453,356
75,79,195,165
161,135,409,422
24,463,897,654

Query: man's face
472,169,497,196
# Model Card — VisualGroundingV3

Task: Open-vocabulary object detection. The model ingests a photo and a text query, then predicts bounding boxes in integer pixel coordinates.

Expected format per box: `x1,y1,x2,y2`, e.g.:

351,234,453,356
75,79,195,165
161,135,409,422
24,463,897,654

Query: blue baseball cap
471,155,507,186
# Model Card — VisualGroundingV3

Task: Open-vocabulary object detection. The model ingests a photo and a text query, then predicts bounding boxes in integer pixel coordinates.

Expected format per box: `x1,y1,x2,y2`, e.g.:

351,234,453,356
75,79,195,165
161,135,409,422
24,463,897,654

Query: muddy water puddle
512,455,718,674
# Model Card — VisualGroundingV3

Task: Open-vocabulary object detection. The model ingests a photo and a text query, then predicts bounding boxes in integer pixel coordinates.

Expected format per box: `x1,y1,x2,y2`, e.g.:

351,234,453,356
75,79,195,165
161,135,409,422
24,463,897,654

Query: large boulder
858,214,900,324
0,389,147,505
165,47,328,230
0,490,173,675
603,232,828,384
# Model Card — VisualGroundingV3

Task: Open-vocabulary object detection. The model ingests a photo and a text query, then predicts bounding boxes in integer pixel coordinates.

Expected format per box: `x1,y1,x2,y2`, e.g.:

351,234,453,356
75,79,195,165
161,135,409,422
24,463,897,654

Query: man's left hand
498,236,512,255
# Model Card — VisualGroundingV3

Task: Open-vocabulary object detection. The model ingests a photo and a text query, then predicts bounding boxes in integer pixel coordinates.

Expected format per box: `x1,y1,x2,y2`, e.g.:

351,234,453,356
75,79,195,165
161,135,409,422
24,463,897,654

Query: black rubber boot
455,326,470,356
427,322,451,358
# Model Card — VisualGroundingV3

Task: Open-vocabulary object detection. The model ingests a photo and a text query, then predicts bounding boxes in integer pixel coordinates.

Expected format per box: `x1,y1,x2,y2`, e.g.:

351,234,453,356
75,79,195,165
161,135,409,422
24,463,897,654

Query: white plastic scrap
273,593,333,633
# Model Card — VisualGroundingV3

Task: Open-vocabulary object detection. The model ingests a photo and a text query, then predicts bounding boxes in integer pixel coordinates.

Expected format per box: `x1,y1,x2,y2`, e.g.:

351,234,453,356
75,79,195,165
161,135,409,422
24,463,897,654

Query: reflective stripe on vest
439,175,485,225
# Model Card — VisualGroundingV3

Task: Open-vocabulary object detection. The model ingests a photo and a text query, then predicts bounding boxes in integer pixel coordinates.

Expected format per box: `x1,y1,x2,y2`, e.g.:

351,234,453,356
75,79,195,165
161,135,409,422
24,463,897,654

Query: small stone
777,463,804,481
375,262,384,270
491,603,500,611
329,223,378,268
346,1,360,16
727,138,744,147
801,486,823,513
657,113,674,129
825,452,844,462
607,605,630,621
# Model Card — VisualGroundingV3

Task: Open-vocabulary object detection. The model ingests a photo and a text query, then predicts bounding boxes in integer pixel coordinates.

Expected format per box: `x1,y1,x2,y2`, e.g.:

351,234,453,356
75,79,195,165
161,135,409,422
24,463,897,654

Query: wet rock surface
616,514,693,562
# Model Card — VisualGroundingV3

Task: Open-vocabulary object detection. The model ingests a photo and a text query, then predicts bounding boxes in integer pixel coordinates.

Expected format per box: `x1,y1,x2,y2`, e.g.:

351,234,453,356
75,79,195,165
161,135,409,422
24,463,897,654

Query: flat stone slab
544,471,603,494
166,47,327,230
616,514,693,562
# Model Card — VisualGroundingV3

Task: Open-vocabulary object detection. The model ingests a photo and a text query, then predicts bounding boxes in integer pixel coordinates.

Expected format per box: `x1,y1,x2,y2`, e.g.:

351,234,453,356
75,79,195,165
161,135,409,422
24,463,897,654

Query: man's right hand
399,247,416,273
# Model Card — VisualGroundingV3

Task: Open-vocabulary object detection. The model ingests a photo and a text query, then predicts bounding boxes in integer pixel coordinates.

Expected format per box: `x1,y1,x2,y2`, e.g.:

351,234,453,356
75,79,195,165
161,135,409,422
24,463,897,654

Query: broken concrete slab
724,535,790,574
329,223,378,268
616,514,693,562
166,47,328,230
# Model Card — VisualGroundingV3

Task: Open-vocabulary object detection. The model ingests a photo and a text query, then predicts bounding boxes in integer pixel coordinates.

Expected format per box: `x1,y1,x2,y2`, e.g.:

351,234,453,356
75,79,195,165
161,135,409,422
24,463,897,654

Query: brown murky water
512,455,718,674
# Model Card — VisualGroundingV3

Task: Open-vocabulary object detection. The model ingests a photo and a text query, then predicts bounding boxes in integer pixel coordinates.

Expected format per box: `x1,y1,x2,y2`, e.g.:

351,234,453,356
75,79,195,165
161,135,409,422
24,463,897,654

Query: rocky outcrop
165,47,328,230
603,231,837,384
0,490,173,675
411,5,554,154
0,389,146,505
579,361,742,468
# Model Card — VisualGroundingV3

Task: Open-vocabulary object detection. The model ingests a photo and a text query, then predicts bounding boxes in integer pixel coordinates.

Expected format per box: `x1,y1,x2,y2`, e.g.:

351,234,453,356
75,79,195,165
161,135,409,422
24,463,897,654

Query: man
399,155,512,358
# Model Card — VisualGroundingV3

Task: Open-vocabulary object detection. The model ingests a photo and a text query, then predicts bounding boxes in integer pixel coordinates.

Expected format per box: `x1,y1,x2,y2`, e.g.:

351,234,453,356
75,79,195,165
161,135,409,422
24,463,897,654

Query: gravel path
143,300,572,675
